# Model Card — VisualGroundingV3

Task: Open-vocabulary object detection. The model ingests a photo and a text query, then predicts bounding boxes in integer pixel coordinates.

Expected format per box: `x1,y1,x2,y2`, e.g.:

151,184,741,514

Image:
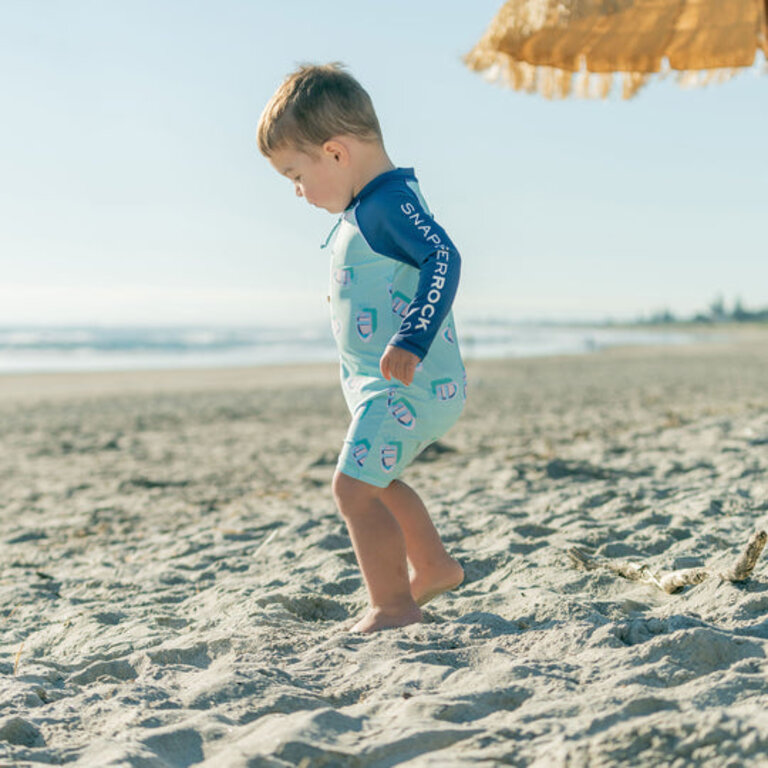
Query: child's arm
355,184,461,376
379,344,419,386
387,231,460,361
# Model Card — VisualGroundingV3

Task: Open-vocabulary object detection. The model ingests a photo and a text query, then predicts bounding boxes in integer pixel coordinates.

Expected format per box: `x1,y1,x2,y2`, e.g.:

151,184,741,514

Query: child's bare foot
411,558,464,606
349,604,423,633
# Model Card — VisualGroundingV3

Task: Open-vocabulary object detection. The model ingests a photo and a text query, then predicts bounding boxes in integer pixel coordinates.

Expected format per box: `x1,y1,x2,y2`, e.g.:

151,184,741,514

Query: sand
2,335,768,767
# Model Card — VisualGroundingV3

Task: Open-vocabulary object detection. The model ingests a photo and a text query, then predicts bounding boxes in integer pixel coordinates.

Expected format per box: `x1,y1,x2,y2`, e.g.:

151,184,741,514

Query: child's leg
380,479,464,605
332,470,422,633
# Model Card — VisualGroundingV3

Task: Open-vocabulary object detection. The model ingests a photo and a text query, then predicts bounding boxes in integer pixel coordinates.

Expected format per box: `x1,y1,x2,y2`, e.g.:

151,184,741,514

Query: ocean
0,322,720,375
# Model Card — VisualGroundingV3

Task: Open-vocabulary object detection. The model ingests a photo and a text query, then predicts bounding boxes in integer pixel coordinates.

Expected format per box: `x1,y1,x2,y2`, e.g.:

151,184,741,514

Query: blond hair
257,63,383,156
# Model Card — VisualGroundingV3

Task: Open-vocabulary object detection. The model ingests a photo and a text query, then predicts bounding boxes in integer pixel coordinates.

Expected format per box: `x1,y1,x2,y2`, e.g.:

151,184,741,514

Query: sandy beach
2,334,768,767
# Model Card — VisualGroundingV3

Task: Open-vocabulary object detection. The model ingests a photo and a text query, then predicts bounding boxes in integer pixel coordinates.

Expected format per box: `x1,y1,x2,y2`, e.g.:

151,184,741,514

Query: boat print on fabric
334,267,354,287
344,376,365,393
355,308,377,342
352,439,371,468
391,291,411,318
387,391,417,430
380,442,402,472
443,326,455,344
431,377,459,402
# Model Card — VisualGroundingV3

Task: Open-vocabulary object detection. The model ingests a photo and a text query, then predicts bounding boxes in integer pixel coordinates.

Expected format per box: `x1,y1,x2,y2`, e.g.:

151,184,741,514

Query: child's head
258,62,382,156
258,63,388,213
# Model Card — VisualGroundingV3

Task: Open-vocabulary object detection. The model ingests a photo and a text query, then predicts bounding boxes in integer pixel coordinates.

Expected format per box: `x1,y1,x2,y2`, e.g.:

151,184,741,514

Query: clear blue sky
1,0,765,327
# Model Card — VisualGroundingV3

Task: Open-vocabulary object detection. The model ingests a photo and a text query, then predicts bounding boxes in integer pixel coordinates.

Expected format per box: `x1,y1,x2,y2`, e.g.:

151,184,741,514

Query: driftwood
567,530,767,594
720,530,768,582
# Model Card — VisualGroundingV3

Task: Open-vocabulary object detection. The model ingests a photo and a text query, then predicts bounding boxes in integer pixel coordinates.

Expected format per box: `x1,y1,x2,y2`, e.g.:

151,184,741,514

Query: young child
257,63,466,633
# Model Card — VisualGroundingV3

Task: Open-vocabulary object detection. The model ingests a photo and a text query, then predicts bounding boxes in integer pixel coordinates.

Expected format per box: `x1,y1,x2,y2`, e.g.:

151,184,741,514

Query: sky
0,0,766,328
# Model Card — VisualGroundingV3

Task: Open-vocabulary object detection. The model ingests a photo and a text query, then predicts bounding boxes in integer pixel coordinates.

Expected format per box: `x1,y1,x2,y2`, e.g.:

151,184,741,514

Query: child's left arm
380,344,420,386
356,186,461,384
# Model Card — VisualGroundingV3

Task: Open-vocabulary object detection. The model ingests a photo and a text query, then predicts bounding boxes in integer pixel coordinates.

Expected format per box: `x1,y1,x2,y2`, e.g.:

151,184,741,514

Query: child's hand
380,345,420,386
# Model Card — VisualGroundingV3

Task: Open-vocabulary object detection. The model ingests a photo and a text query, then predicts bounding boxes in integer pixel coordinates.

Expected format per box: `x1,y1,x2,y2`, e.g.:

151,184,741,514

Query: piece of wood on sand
567,530,767,595
720,530,768,582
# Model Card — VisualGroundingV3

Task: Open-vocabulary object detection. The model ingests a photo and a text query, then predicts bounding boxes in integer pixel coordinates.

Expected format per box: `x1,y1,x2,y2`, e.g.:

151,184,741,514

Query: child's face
269,143,353,214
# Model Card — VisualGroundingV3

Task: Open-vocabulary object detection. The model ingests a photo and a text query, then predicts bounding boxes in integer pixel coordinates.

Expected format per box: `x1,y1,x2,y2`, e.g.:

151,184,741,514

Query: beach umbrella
465,0,768,98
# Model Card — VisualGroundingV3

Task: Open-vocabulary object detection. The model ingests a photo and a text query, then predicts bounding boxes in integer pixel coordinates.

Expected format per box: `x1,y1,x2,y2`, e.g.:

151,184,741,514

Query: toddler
258,63,466,632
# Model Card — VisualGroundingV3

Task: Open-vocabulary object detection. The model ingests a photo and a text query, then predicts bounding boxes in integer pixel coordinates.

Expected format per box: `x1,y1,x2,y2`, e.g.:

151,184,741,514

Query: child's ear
323,139,349,165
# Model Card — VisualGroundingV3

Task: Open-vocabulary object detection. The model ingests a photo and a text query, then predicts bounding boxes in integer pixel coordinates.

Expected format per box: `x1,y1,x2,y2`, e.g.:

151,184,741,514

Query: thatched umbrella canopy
465,0,768,98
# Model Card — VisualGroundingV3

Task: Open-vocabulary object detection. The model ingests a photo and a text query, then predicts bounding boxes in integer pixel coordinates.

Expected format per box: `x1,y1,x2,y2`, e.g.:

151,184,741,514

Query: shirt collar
346,167,416,210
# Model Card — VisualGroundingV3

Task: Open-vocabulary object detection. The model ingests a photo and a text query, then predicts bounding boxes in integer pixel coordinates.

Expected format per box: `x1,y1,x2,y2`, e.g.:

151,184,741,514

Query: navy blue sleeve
354,185,461,359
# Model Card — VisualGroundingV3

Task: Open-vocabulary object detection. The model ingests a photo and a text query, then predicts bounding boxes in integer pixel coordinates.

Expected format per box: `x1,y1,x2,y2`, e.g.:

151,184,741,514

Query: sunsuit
324,167,466,488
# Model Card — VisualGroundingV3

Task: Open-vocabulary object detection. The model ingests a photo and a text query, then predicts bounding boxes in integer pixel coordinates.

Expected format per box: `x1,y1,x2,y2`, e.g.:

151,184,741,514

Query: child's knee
332,469,382,509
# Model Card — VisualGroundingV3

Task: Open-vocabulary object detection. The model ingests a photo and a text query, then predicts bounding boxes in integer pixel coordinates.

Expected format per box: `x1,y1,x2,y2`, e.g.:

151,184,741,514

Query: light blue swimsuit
325,167,466,488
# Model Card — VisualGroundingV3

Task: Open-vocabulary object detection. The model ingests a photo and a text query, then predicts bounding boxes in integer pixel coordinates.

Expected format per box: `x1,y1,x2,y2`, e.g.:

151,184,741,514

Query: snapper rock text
399,202,453,333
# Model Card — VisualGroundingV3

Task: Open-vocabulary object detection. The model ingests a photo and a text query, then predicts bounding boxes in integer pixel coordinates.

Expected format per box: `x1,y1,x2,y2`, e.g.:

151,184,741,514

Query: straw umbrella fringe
465,0,768,98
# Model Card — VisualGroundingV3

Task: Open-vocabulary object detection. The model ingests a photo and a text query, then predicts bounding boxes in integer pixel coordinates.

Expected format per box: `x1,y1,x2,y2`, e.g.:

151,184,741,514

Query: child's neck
351,142,395,199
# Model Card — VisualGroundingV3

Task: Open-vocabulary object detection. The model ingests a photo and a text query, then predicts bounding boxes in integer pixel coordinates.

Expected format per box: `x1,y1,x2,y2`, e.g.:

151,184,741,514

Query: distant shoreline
0,321,761,377
1,328,765,400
